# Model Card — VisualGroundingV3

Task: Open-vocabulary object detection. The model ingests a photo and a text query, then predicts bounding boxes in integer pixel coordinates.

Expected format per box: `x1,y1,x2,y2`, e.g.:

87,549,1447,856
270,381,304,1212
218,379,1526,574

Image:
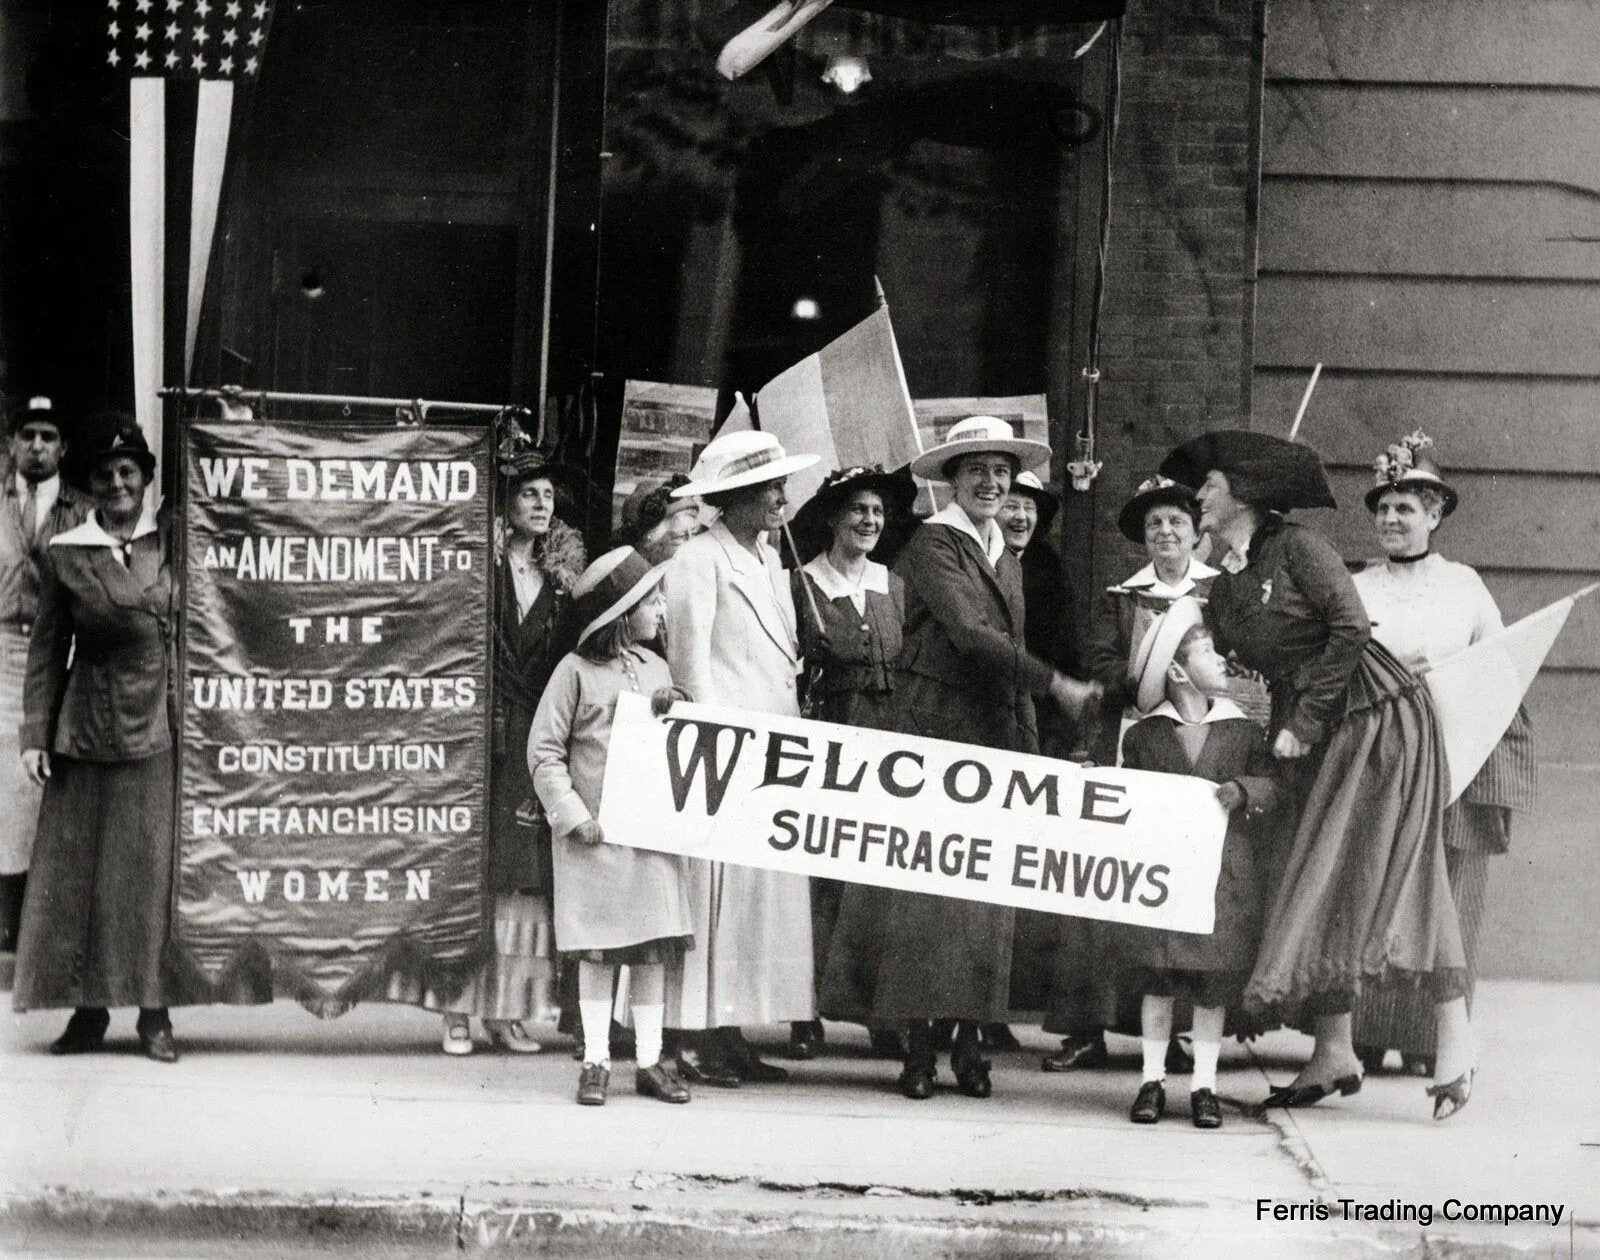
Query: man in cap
0,396,88,956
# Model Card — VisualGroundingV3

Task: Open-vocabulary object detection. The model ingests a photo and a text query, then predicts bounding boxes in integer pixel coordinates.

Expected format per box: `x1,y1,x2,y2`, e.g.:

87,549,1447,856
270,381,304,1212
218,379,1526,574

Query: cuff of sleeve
546,792,592,839
1288,712,1326,748
19,721,48,752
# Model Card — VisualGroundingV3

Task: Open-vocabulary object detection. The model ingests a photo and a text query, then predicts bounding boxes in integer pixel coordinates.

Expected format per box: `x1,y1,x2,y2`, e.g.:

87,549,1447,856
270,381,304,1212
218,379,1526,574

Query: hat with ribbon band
570,546,668,648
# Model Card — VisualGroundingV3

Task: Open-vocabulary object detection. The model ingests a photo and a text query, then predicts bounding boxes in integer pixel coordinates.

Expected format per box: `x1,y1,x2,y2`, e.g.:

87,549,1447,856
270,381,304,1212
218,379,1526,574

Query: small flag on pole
1425,583,1598,802
754,304,923,511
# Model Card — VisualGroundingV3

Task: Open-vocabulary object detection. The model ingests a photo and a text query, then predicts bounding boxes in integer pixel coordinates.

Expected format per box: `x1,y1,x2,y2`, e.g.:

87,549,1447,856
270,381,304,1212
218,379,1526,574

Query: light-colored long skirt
0,627,42,875
388,893,558,1022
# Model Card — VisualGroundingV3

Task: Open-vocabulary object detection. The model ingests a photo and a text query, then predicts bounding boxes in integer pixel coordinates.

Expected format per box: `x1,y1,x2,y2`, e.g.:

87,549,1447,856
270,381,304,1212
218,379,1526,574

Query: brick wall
1075,0,1263,595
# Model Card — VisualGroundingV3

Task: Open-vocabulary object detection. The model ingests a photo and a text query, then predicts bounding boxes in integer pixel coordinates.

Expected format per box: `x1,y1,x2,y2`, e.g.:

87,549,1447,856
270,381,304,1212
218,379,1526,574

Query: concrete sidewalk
2,979,1596,1256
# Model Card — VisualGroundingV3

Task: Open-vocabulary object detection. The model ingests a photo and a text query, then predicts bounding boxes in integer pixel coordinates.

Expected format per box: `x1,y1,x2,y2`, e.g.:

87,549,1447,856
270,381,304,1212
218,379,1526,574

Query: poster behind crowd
175,419,491,1011
611,381,720,533
599,694,1229,933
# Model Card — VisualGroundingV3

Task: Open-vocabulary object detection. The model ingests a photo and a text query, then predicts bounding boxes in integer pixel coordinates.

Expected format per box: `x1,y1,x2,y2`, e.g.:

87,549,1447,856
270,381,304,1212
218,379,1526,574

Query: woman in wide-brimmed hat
1347,432,1534,1080
403,425,584,1057
1161,427,1475,1120
13,414,182,1061
659,430,820,1087
822,416,1099,1101
1039,474,1218,1076
786,464,914,1061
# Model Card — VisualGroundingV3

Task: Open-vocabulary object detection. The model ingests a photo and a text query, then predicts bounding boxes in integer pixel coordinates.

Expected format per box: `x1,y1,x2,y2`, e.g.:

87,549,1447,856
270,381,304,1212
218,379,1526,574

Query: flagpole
780,520,824,628
129,76,166,474
1286,362,1322,442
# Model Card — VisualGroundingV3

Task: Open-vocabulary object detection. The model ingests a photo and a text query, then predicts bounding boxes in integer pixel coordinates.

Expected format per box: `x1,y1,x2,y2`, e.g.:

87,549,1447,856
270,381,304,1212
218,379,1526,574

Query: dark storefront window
595,4,1102,405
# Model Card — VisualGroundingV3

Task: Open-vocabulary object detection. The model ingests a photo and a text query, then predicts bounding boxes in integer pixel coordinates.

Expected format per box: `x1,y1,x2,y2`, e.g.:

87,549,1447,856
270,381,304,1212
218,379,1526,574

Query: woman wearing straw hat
1039,473,1218,1075
660,430,820,1086
1348,431,1534,1080
528,546,695,1106
822,416,1099,1100
787,464,914,1062
1161,428,1476,1120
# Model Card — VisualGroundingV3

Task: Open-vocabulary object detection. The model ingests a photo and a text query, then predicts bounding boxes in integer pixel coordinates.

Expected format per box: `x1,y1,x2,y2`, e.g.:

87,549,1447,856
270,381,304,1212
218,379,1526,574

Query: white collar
927,501,1006,567
803,553,889,601
1144,696,1247,726
1117,557,1219,596
51,498,161,550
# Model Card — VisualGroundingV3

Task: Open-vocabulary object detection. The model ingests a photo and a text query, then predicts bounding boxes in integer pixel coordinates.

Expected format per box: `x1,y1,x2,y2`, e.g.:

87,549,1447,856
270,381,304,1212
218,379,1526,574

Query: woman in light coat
660,430,820,1086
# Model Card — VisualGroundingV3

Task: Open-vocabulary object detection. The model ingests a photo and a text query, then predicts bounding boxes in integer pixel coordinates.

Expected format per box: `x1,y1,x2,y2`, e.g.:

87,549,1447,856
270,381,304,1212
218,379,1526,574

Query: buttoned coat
661,519,814,1028
0,468,88,872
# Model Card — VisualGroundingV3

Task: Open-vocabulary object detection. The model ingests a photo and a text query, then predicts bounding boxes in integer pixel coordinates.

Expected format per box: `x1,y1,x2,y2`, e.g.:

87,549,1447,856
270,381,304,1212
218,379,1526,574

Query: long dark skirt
1243,643,1466,1021
13,751,177,1011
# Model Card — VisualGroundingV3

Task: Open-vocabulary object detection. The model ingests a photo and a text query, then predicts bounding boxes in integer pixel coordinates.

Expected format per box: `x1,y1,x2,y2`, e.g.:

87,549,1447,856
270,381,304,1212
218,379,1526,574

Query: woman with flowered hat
786,463,913,1061
1160,427,1475,1120
528,546,695,1106
659,430,820,1086
822,416,1099,1101
1039,473,1218,1075
1348,431,1534,1079
407,422,584,1057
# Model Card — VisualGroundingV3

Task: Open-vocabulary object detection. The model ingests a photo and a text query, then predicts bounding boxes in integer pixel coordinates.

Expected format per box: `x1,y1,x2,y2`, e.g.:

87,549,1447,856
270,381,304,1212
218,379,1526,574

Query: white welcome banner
597,693,1230,934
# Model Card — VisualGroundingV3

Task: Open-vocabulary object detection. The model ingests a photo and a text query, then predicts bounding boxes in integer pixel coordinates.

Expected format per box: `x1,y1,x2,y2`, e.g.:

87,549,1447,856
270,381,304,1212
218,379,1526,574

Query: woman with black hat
12,414,181,1061
821,417,1098,1100
410,425,585,1057
1161,428,1475,1120
1039,474,1218,1075
1348,431,1534,1080
787,464,912,1061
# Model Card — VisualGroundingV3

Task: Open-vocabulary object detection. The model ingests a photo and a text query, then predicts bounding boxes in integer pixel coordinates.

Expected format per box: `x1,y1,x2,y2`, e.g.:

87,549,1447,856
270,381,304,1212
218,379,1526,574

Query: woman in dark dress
788,465,912,1060
413,437,585,1055
14,416,180,1061
1161,429,1475,1120
821,417,1097,1100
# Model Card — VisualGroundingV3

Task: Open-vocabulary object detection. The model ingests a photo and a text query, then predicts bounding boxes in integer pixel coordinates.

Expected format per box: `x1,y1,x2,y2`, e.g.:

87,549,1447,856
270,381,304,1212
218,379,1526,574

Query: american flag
105,0,275,81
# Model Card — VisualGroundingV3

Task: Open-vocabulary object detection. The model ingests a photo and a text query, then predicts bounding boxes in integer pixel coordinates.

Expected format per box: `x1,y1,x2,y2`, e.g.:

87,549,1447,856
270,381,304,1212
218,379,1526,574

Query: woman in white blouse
1350,431,1534,1082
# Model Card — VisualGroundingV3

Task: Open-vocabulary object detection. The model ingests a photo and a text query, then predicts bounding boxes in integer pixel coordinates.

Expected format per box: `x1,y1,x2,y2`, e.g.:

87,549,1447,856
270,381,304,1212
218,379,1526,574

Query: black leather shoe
787,1020,823,1060
869,1029,908,1059
720,1029,789,1083
1190,1087,1223,1129
49,1008,110,1056
636,1061,691,1104
1041,1033,1108,1073
898,1061,936,1100
1165,1037,1194,1075
138,1026,179,1064
1263,1073,1362,1108
1130,1080,1165,1124
981,1023,1021,1052
953,1054,993,1099
576,1061,609,1105
676,1050,741,1089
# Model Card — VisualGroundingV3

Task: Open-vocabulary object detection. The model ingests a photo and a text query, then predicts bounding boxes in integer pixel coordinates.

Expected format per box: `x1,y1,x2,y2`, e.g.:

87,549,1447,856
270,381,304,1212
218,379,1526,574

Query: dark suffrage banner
175,419,490,1007
598,694,1229,933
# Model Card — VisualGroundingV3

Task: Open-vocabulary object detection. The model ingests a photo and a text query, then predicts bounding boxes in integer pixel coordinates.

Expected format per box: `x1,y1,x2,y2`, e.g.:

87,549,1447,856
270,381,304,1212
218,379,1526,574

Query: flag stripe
186,77,234,377
129,76,166,470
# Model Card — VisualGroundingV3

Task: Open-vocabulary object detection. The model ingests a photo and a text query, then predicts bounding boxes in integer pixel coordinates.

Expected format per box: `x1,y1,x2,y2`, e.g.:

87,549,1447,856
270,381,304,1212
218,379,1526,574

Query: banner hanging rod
160,386,528,419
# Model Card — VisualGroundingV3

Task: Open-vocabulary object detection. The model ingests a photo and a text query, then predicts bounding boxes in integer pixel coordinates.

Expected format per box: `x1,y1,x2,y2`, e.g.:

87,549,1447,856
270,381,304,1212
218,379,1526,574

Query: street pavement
1,978,1595,1257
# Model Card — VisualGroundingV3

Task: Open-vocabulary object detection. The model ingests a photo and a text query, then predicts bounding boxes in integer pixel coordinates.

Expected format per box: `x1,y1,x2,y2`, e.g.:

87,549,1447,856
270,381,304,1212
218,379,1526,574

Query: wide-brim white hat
1131,595,1206,714
909,415,1051,483
672,430,819,498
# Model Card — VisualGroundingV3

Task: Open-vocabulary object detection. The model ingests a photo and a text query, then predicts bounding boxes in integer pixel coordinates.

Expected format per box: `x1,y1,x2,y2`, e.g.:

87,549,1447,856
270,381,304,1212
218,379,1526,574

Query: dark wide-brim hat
62,411,155,491
1159,429,1336,513
1117,475,1197,543
1010,470,1059,531
791,464,917,559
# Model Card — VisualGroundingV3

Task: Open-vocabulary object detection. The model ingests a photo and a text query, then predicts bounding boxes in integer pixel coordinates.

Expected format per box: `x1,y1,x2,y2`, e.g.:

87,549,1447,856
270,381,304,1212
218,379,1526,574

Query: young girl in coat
528,547,695,1106
1118,597,1281,1129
